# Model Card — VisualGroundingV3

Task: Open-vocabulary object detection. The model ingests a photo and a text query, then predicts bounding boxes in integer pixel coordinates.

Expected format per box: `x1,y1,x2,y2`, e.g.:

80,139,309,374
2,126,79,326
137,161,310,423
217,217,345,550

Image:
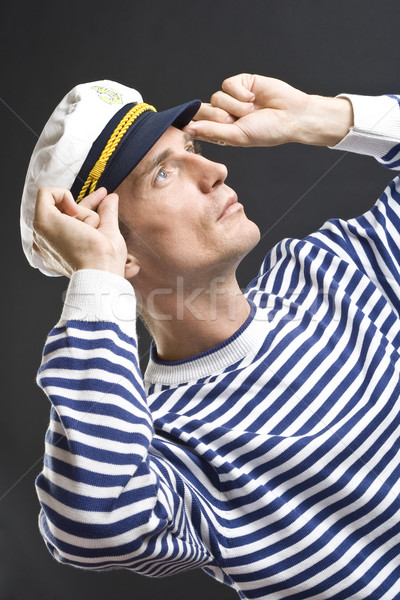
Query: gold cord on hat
76,102,156,202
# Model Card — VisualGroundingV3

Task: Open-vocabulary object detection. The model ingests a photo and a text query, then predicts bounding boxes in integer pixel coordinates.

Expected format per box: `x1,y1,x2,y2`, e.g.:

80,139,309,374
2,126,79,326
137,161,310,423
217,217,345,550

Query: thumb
97,192,120,233
186,121,248,147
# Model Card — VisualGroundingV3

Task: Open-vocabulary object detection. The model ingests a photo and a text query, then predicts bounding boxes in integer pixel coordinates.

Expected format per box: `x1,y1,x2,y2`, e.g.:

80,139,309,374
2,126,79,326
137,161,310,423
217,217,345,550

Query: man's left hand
184,73,353,148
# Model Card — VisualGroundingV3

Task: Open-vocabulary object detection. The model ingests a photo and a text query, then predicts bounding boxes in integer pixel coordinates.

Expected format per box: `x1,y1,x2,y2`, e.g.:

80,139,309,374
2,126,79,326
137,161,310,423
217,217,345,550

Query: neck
138,273,250,362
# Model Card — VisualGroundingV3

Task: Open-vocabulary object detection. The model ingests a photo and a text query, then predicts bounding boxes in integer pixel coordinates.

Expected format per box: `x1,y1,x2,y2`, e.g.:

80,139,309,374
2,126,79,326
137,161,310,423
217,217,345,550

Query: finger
192,103,235,124
222,74,256,102
35,187,100,234
210,90,254,118
77,187,108,210
97,193,120,233
44,187,77,215
59,190,79,216
36,187,76,218
34,188,75,234
185,121,247,147
73,205,101,228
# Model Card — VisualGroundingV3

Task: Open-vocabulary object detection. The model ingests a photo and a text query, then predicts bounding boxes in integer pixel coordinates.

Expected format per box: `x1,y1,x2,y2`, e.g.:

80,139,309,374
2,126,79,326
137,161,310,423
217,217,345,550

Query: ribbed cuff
57,270,137,338
330,94,400,158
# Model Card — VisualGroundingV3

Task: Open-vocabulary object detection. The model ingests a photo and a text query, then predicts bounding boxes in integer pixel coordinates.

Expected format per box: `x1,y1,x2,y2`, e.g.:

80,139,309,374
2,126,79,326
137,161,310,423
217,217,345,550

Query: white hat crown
20,80,142,276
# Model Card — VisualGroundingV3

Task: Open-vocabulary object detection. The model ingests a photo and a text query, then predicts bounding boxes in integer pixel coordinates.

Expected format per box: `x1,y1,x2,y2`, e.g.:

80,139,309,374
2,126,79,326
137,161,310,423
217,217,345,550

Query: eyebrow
137,132,194,182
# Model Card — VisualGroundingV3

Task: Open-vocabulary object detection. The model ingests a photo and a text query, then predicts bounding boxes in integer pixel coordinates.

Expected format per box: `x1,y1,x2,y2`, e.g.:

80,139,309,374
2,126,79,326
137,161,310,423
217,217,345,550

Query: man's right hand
185,73,353,148
33,187,132,278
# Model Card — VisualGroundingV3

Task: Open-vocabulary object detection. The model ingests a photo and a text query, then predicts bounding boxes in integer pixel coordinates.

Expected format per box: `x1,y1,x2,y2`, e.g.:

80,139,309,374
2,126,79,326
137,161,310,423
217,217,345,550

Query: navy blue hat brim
70,99,201,199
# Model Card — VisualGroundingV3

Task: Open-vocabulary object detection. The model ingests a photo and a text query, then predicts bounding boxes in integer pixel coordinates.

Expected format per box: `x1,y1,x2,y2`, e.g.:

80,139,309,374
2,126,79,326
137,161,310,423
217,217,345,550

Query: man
24,74,400,599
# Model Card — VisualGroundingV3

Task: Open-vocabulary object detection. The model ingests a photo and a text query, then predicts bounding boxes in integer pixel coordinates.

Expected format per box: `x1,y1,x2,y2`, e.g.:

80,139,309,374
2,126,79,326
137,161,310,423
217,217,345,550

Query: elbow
37,498,163,571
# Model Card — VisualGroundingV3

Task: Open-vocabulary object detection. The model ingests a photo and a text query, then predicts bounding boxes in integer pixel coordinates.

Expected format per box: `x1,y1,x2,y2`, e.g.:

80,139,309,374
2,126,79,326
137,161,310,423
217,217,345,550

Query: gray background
1,1,399,598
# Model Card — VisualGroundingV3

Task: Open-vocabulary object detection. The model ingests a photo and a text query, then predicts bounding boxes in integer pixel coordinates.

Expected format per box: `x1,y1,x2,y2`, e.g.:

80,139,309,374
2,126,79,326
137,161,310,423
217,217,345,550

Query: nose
190,154,228,193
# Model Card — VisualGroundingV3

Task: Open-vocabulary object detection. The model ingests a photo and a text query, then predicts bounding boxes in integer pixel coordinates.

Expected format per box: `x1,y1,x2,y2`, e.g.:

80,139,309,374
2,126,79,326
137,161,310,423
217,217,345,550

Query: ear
124,252,141,280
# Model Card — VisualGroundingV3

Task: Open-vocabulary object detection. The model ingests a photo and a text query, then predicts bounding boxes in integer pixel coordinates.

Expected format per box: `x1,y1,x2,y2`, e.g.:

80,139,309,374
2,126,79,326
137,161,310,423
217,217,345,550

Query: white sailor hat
20,80,200,276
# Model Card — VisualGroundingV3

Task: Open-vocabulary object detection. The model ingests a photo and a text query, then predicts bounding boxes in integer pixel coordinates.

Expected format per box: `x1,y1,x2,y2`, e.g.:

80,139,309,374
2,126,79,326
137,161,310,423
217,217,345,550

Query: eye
187,141,202,155
154,168,168,183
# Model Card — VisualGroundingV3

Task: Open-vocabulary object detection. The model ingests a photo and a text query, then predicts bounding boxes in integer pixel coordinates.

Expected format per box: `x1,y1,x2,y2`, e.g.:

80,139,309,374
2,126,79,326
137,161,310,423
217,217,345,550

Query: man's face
117,126,260,289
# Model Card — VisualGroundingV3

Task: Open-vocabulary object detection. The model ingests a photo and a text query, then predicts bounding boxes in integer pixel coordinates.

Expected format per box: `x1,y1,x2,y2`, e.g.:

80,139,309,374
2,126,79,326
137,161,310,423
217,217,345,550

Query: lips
218,194,239,220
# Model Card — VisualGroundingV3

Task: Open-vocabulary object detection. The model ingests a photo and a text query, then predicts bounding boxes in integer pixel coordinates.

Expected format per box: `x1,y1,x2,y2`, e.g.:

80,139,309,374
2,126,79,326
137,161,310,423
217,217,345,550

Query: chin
249,219,261,246
226,218,261,263
239,217,261,249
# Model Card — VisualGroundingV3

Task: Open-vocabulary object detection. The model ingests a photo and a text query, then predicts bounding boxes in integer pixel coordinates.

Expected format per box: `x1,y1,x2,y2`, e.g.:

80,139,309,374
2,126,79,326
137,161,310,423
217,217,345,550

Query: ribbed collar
144,300,267,386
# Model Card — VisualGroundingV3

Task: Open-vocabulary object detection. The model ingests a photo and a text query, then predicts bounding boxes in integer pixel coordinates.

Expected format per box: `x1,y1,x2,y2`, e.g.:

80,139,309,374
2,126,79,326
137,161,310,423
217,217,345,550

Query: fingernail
226,116,235,123
186,128,195,136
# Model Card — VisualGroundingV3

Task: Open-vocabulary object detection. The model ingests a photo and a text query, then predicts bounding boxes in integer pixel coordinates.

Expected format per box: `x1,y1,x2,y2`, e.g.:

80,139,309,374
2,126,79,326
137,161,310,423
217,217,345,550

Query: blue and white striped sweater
36,95,400,599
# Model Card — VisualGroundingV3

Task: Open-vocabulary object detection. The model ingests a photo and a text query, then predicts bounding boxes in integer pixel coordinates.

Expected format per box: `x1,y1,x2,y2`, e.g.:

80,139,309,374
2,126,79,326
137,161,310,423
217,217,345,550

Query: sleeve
35,270,215,576
304,175,400,317
330,93,400,169
298,94,400,311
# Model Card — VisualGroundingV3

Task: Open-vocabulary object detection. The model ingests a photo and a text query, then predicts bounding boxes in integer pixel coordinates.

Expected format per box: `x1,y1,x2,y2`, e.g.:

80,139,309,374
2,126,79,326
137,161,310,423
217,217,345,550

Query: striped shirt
36,94,400,599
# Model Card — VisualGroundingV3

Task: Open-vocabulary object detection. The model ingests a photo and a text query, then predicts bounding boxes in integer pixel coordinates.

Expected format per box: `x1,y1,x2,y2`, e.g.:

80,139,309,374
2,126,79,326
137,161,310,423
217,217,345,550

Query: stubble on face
116,127,261,288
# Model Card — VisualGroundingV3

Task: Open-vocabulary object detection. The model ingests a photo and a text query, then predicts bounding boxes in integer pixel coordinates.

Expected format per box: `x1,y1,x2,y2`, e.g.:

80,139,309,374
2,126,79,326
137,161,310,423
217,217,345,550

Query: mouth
218,193,242,221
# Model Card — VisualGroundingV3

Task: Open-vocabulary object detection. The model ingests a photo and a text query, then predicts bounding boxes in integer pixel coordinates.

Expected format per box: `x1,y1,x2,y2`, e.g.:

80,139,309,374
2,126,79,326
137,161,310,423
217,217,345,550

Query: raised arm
184,73,353,148
33,188,215,573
